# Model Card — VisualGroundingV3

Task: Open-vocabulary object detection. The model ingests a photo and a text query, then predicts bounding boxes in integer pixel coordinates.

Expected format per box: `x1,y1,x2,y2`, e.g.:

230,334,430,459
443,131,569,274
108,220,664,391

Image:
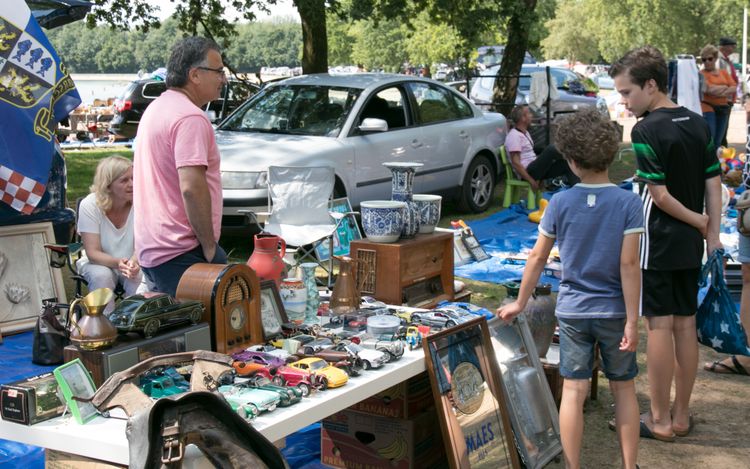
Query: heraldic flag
0,0,81,214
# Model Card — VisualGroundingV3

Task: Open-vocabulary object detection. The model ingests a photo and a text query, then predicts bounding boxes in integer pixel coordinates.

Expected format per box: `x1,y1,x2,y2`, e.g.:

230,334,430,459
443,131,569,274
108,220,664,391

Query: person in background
498,108,642,469
610,45,722,441
134,37,227,298
704,96,750,376
699,44,736,146
77,156,147,313
505,105,580,191
717,37,739,147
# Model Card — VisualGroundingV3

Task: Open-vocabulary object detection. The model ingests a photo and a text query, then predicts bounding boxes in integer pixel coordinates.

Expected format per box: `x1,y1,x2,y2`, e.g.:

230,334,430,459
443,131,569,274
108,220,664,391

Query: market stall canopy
27,0,92,29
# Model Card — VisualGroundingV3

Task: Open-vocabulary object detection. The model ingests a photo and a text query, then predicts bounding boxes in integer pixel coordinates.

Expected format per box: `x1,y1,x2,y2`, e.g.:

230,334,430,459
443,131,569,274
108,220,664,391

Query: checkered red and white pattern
0,165,45,214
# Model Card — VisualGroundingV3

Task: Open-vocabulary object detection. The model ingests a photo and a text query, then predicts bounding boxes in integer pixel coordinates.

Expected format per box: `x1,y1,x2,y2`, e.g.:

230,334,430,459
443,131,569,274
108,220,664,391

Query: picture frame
53,358,98,424
259,280,288,340
314,197,361,262
486,316,562,469
423,316,521,469
0,222,66,334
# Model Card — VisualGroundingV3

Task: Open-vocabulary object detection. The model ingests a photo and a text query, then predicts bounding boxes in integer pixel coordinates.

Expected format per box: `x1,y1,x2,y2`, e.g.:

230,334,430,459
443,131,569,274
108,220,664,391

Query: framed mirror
423,316,520,468
487,316,562,468
259,280,288,340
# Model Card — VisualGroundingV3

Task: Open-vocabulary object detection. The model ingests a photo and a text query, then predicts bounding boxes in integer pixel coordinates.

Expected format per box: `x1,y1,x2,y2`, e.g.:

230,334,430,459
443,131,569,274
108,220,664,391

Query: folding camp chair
500,145,541,210
243,166,357,286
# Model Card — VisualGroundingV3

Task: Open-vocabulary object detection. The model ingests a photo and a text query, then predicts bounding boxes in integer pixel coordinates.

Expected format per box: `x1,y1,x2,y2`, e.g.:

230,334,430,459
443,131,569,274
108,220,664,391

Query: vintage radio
176,263,263,354
63,323,211,386
350,232,454,308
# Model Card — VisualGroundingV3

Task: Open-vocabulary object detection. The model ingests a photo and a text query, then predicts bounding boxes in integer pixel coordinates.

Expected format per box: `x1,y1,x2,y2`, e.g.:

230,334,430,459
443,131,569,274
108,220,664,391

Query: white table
0,347,426,466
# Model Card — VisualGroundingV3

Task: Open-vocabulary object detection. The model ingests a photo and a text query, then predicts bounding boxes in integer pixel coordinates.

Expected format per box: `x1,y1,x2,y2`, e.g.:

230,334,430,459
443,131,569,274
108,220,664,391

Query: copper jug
68,288,118,350
330,256,361,316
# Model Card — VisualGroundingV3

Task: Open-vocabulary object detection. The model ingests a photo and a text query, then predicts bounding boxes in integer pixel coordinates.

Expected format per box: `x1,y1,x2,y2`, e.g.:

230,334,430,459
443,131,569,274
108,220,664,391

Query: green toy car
109,293,204,338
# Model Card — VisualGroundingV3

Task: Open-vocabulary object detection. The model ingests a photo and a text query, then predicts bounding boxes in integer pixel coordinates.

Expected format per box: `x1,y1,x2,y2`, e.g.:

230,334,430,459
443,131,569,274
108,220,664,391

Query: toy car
405,326,424,350
238,375,302,407
271,365,319,396
358,334,405,361
232,350,287,370
299,337,335,355
289,357,349,389
232,361,274,381
269,333,315,350
411,309,471,329
331,341,388,370
108,293,204,338
141,375,186,399
294,345,362,377
245,344,293,362
218,384,281,419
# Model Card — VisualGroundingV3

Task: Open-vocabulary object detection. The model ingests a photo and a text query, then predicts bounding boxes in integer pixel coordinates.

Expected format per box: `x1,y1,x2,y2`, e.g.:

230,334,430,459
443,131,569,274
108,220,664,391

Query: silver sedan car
216,73,507,229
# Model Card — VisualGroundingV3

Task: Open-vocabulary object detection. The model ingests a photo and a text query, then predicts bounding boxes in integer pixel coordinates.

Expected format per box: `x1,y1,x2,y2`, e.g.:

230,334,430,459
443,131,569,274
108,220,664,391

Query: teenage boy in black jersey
609,46,723,441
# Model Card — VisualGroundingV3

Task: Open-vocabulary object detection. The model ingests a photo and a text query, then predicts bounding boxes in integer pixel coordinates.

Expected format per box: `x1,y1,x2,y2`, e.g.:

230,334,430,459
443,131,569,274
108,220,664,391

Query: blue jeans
703,106,730,147
558,317,638,381
142,244,227,298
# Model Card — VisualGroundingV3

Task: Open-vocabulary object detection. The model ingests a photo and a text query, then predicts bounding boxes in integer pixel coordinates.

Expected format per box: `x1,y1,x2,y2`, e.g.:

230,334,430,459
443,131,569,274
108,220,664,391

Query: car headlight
221,171,267,190
596,97,609,116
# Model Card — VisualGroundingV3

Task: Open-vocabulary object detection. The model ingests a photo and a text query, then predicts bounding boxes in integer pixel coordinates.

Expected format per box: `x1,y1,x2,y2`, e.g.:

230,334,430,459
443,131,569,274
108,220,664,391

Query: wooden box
63,323,211,386
350,232,454,308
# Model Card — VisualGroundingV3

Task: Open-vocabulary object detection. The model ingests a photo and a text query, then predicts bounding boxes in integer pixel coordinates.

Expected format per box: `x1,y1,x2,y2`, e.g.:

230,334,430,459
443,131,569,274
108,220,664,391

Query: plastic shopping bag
696,250,750,356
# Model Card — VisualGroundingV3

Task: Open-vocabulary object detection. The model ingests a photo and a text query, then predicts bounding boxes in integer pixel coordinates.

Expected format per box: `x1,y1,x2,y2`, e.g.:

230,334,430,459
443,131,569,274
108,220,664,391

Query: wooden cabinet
350,232,454,308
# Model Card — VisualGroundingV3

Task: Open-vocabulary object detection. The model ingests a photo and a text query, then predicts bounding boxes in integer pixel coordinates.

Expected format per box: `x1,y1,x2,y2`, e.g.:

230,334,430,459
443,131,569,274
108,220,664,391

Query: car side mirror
358,118,388,133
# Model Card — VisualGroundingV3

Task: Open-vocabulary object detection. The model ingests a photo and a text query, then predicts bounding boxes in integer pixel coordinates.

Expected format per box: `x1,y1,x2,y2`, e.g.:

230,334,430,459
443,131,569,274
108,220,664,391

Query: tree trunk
492,0,537,117
294,0,328,74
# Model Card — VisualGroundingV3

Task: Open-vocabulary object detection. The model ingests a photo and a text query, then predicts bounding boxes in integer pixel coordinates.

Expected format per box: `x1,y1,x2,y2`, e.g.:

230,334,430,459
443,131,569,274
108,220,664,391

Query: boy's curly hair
554,108,620,172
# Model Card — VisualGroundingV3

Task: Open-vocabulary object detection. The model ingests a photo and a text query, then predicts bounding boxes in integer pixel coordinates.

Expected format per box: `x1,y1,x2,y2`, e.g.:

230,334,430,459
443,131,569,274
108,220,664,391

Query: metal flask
68,288,118,350
330,256,360,316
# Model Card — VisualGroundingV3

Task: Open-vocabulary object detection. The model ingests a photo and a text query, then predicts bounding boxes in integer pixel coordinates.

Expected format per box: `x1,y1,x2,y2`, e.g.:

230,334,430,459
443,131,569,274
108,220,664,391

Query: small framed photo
259,280,289,340
53,359,98,424
423,316,520,469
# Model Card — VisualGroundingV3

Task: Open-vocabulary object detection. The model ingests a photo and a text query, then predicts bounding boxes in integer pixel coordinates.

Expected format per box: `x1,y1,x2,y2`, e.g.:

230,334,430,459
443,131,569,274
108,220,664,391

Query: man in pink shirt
134,37,227,297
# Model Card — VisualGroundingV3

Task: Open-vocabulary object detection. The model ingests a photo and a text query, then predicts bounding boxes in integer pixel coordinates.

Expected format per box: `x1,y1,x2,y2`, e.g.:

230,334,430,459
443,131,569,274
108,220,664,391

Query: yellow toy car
289,357,348,389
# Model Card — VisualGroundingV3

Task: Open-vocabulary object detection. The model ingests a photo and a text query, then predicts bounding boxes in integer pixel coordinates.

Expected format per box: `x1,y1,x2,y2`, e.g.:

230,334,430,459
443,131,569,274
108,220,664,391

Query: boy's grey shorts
558,317,638,381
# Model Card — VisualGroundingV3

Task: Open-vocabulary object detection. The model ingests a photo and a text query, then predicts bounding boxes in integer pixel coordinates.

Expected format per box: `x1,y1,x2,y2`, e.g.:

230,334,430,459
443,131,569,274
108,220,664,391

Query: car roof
266,73,436,91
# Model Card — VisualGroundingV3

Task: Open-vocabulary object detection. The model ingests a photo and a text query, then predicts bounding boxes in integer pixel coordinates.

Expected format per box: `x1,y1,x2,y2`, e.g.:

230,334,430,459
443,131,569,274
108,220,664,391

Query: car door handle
411,139,423,148
459,130,469,139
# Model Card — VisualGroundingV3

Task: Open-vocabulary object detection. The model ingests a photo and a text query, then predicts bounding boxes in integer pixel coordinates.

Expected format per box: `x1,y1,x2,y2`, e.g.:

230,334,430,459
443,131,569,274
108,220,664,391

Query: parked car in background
470,65,609,151
109,78,258,139
216,73,507,231
476,46,537,69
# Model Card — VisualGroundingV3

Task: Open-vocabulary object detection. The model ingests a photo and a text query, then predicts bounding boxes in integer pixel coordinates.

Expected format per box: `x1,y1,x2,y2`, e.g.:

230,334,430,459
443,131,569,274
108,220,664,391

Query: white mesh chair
245,166,354,286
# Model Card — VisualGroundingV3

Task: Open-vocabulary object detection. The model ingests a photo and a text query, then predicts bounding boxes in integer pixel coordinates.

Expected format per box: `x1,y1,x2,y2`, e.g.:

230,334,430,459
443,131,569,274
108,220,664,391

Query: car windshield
113,299,142,320
347,343,363,353
220,84,361,137
309,360,327,371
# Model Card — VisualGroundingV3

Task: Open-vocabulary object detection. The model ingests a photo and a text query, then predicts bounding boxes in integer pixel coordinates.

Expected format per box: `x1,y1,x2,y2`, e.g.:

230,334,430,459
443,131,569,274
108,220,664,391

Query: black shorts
641,268,700,317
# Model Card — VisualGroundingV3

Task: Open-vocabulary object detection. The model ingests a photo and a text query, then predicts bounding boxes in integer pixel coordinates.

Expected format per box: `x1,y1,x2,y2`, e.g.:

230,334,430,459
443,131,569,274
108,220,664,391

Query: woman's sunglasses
702,57,716,62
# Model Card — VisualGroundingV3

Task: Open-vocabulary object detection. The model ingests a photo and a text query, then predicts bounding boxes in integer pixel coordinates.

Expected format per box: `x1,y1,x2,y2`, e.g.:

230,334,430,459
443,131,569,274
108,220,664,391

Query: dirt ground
464,278,750,469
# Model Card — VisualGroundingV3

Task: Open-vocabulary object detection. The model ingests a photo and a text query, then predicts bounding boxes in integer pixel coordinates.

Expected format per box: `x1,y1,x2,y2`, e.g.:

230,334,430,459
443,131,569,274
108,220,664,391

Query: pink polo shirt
133,89,222,268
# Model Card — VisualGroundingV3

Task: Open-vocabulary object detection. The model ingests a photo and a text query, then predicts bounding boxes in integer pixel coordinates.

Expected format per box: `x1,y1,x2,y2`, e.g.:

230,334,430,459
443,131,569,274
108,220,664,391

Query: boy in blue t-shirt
498,108,644,469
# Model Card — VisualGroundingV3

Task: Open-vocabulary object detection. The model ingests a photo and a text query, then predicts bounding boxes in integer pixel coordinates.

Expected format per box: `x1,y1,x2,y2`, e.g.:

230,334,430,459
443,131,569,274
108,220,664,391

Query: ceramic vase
247,234,286,288
279,277,306,324
524,284,557,357
383,162,423,238
300,262,320,325
360,200,406,243
413,194,442,234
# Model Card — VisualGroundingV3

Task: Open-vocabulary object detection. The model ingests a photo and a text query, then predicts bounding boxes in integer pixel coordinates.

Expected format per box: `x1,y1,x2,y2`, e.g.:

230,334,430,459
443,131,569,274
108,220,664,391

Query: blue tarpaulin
454,203,560,289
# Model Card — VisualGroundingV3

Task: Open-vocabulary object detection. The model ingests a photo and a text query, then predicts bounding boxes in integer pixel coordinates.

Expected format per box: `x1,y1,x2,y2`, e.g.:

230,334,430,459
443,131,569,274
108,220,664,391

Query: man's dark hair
554,108,620,173
166,37,221,88
609,45,668,93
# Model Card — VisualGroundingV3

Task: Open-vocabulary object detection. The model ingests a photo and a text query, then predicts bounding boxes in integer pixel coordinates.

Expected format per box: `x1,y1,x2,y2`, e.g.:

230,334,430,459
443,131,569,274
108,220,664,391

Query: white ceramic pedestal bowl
361,200,407,243
413,194,442,234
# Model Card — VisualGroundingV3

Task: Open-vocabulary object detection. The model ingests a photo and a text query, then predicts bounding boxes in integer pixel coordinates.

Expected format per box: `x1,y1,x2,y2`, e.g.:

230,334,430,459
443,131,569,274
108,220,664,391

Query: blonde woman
77,156,147,312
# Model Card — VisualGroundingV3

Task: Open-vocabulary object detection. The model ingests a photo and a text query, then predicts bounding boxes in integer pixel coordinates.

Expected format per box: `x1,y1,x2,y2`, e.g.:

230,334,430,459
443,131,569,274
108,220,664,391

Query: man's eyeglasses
702,57,716,62
197,66,225,76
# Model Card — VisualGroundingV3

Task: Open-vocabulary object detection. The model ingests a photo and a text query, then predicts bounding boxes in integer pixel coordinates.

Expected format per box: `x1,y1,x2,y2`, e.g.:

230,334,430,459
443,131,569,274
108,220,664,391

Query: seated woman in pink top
505,105,579,191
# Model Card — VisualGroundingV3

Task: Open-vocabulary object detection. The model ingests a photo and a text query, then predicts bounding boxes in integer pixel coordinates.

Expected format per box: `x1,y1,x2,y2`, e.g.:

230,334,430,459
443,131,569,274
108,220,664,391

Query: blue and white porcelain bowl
361,200,406,243
413,194,442,233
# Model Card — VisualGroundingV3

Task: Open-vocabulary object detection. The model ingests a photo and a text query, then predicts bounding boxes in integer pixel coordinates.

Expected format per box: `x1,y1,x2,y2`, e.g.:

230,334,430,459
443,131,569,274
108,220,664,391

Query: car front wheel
143,319,160,338
460,154,496,213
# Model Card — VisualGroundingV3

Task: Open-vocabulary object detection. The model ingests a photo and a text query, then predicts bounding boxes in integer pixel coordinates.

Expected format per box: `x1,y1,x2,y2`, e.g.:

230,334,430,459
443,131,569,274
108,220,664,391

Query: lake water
69,74,139,105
